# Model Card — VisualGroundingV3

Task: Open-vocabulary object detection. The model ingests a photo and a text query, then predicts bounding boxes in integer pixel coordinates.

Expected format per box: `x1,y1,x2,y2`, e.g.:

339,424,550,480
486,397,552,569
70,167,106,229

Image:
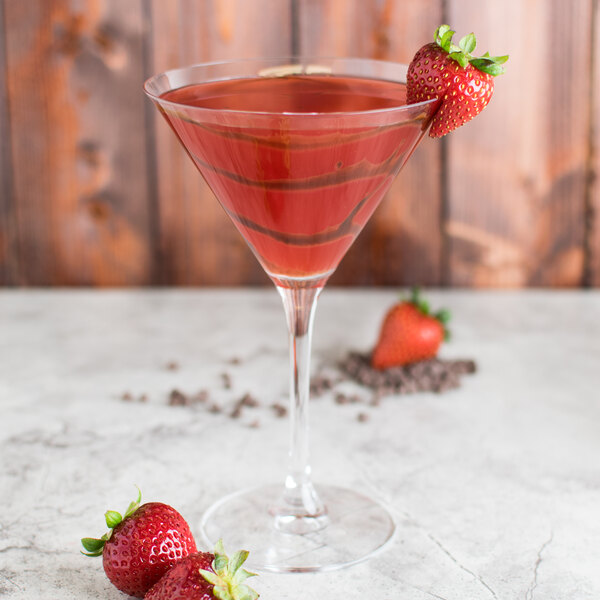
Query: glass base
199,484,396,573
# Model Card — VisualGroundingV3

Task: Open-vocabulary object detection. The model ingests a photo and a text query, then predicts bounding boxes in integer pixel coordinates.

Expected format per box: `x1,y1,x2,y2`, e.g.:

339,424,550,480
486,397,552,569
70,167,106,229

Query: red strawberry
145,540,259,600
371,288,450,369
407,25,508,137
81,489,197,597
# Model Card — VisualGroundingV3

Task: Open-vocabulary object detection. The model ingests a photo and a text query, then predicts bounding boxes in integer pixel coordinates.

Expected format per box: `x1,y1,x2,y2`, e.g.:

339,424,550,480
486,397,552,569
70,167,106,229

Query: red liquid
160,75,431,286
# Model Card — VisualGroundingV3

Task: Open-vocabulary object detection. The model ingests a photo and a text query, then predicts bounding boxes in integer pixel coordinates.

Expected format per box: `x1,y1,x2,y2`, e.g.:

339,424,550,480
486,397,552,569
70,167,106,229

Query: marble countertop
1,289,599,599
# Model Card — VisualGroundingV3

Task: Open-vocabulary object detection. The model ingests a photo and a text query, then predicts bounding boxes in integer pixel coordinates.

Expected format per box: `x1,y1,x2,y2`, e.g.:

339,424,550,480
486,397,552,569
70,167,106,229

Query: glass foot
199,484,396,573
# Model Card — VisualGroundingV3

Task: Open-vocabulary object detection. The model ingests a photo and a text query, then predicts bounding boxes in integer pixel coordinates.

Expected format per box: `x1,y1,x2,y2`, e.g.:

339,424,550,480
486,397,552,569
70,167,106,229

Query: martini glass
144,57,437,572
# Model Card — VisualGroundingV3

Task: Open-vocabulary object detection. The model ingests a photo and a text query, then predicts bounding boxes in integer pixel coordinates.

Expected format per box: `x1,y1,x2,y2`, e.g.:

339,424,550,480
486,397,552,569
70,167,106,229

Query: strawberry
407,24,508,137
81,489,197,597
145,540,259,600
371,288,450,369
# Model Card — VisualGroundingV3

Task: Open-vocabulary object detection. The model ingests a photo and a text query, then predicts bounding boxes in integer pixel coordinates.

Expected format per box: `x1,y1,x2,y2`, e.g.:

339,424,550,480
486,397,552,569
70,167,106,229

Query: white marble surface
1,289,599,599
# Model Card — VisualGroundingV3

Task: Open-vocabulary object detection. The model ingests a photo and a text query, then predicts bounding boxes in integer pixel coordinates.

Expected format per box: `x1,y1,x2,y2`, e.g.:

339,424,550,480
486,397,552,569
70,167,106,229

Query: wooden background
0,0,599,287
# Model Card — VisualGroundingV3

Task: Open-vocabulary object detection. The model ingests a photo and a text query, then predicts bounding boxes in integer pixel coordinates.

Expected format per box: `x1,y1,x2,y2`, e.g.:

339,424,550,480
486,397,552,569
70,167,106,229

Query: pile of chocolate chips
339,351,476,395
120,352,477,428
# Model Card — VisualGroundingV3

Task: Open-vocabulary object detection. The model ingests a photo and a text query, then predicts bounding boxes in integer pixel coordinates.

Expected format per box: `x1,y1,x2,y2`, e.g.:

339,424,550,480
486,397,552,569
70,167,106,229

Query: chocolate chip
310,373,335,397
208,403,222,414
121,391,133,402
221,372,232,389
335,393,350,405
165,361,179,371
230,405,243,419
248,420,261,429
168,389,189,406
240,393,259,408
271,403,287,418
357,412,369,423
138,394,148,403
228,357,242,365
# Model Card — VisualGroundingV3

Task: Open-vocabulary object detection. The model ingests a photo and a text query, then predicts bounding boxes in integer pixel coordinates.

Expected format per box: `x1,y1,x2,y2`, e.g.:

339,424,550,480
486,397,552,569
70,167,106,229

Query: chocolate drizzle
223,193,367,246
190,146,409,247
190,151,401,191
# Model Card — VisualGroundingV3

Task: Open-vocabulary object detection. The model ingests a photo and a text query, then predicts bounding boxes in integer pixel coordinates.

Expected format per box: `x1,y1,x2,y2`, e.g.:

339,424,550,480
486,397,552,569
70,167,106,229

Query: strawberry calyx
199,540,259,600
81,487,142,557
434,24,508,76
408,287,451,341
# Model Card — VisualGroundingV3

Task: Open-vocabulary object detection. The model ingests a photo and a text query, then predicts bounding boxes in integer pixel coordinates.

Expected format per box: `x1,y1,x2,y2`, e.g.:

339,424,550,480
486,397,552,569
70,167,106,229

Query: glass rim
143,56,439,118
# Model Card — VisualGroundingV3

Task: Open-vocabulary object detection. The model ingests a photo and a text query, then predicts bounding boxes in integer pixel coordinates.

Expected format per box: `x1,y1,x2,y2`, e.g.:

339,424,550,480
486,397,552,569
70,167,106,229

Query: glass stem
275,285,327,532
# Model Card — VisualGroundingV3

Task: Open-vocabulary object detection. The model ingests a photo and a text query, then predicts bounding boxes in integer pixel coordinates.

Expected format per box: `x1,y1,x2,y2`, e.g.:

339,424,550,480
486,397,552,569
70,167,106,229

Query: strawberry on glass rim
407,24,509,138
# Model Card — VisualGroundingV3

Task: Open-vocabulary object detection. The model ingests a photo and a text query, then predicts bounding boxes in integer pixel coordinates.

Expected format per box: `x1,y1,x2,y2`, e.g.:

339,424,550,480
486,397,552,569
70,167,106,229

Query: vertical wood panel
446,0,593,287
4,0,152,285
589,0,600,286
297,0,444,286
0,0,19,284
0,1,597,288
148,0,292,285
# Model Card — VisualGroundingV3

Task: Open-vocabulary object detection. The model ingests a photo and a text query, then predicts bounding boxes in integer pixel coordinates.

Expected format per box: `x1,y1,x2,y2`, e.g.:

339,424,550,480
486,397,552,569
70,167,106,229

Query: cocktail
144,57,438,572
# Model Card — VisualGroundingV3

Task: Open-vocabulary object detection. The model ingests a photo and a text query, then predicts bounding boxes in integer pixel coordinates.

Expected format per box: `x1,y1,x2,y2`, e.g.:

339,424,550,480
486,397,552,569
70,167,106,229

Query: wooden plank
445,0,593,287
297,0,444,286
148,0,292,285
0,0,19,285
588,0,600,286
4,0,153,285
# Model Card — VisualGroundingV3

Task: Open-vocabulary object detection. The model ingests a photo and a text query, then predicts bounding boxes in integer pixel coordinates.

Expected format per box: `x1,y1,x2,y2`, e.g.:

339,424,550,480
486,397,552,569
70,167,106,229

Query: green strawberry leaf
213,585,230,600
124,486,142,518
235,586,259,600
430,24,508,76
228,550,249,577
200,570,221,586
81,488,144,559
104,510,122,529
80,548,104,558
435,309,451,324
214,553,228,573
449,51,469,68
81,537,105,553
439,28,455,52
471,61,505,76
418,299,430,314
490,54,509,64
235,569,257,584
214,539,226,556
200,541,259,600
435,24,452,44
80,532,109,557
459,33,476,54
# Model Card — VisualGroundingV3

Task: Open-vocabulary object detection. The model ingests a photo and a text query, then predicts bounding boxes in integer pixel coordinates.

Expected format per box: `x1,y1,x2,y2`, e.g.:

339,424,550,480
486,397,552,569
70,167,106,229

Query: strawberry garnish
145,540,259,600
81,488,197,597
371,288,450,369
407,24,508,137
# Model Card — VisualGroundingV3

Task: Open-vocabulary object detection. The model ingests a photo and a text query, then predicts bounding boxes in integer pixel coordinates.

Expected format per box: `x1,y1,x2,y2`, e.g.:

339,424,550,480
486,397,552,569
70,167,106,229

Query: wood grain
588,0,600,286
0,0,19,284
445,0,593,287
4,0,153,285
0,1,598,288
147,0,292,285
297,0,444,286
